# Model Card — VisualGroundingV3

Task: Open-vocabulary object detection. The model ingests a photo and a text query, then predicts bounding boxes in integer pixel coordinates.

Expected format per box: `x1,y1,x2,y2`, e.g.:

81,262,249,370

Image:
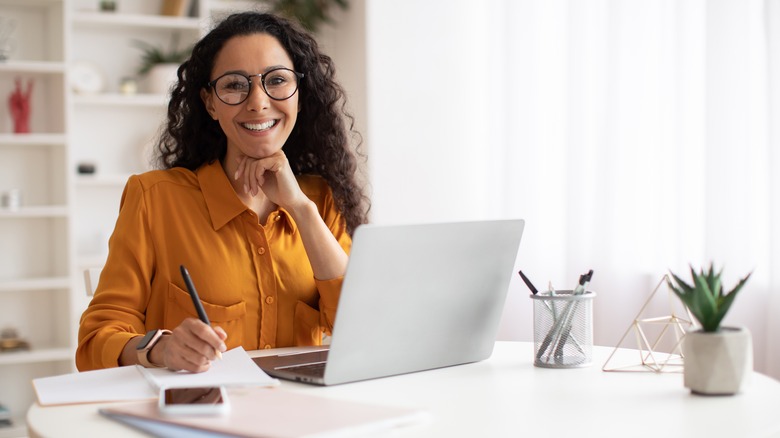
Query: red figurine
8,77,33,134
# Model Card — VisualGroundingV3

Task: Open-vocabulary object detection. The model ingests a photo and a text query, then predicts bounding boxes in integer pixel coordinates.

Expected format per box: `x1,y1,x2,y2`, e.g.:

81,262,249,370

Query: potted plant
132,34,191,94
667,263,752,395
257,0,349,33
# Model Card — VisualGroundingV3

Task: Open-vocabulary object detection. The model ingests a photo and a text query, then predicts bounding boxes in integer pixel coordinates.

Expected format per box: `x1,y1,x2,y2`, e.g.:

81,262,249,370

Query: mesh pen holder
531,290,595,368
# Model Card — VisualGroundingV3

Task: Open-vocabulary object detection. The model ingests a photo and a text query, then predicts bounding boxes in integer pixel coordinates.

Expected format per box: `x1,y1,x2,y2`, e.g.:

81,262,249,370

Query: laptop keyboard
282,361,326,377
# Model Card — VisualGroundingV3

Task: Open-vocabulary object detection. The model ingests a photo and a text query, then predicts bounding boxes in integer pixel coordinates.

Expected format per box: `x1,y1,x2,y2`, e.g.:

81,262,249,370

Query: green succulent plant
667,263,751,333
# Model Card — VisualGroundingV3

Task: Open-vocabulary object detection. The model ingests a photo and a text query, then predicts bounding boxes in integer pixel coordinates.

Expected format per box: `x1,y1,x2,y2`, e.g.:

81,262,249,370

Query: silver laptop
253,219,525,385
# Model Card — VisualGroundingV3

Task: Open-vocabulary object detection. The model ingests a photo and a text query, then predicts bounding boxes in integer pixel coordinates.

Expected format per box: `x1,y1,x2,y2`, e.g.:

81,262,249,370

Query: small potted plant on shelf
132,34,192,95
667,263,752,395
256,0,349,33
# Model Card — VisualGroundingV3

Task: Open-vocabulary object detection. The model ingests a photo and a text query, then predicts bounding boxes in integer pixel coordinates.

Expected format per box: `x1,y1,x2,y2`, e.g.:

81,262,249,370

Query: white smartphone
158,386,230,416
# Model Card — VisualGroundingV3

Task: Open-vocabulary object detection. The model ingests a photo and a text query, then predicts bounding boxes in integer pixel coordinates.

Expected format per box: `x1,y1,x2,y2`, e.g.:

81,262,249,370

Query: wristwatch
136,329,171,368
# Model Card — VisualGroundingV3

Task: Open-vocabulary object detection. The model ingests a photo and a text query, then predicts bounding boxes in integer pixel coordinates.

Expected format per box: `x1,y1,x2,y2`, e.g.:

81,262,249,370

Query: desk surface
27,342,780,438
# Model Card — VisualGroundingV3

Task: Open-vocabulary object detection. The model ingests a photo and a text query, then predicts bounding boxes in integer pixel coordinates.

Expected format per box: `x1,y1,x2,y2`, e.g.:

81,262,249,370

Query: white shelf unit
69,1,204,272
0,0,71,435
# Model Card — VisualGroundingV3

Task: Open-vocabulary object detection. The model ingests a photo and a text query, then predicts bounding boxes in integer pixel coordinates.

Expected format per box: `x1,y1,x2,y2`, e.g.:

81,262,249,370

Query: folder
100,387,429,438
32,347,278,406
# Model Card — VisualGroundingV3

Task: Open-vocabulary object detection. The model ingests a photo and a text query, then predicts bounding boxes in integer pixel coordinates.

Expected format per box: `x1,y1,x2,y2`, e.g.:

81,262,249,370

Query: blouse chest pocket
165,282,247,349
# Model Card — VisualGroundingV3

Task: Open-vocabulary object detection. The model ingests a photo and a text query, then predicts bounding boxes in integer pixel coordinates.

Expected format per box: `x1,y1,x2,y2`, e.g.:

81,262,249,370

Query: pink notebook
100,387,428,437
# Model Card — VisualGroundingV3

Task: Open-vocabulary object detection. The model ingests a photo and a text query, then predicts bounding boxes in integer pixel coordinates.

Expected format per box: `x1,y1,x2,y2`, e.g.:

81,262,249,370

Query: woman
77,12,369,373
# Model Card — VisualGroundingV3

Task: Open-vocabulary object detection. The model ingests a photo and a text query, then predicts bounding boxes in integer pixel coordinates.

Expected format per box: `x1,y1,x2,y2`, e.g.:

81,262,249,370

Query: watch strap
136,329,171,368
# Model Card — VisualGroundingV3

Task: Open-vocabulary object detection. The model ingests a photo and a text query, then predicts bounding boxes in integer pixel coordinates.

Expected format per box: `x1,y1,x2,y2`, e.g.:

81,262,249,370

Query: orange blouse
76,161,351,371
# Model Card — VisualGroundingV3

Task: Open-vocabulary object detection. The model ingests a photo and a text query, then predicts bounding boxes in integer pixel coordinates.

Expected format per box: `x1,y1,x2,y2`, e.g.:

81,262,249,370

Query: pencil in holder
531,290,595,368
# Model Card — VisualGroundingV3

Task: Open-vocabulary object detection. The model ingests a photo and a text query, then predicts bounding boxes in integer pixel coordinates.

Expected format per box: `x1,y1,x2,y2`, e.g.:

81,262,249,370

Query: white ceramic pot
682,327,753,395
145,63,179,95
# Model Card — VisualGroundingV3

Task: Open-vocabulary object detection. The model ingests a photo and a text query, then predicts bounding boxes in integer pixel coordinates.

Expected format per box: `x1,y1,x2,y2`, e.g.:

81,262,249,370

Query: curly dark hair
155,12,369,234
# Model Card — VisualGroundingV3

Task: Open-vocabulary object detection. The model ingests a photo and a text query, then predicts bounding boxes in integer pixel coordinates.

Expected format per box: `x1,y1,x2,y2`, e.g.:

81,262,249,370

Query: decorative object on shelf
0,17,17,61
99,0,118,12
603,275,693,373
160,0,193,17
667,263,752,395
132,34,191,94
262,0,349,33
0,327,30,352
119,77,138,95
7,77,32,134
0,403,11,428
0,188,21,211
77,162,97,175
70,62,106,94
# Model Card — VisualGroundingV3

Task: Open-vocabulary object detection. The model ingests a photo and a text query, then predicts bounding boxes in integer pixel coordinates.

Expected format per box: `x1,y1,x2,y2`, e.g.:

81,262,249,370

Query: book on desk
99,388,428,438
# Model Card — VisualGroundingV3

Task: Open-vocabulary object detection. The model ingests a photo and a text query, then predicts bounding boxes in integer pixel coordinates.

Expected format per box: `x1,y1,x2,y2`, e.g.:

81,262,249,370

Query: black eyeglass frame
206,67,305,105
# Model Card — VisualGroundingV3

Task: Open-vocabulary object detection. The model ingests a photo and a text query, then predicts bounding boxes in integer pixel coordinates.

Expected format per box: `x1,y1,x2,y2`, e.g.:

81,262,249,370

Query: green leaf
269,0,350,33
668,264,751,332
131,33,192,76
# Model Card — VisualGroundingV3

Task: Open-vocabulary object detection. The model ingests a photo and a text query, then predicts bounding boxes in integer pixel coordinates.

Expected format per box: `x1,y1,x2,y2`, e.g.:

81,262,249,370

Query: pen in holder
531,290,595,368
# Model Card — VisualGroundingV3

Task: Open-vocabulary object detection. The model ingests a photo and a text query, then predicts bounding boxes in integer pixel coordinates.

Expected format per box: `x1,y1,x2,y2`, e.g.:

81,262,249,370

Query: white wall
361,1,532,342
364,0,504,225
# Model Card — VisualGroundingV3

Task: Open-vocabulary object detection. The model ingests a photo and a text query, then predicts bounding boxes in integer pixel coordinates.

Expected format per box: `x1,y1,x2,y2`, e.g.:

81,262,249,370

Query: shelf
0,277,70,293
0,133,66,147
0,347,72,366
72,93,167,107
72,12,201,30
0,206,67,218
75,173,131,187
0,418,26,438
209,1,269,13
0,61,67,74
0,0,62,7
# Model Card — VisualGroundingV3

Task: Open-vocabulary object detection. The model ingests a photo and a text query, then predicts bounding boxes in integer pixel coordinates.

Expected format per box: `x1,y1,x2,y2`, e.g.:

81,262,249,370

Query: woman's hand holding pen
154,318,227,373
234,151,310,212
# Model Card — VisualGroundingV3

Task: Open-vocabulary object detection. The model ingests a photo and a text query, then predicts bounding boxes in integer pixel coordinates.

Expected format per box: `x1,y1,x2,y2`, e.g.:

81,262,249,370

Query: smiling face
201,33,299,161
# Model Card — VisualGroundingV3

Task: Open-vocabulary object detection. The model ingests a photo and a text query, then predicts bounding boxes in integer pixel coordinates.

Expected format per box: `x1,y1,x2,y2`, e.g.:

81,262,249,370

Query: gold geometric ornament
602,275,695,373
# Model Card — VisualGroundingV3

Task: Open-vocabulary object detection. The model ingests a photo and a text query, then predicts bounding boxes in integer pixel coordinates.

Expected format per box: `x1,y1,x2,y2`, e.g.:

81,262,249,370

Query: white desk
27,342,780,438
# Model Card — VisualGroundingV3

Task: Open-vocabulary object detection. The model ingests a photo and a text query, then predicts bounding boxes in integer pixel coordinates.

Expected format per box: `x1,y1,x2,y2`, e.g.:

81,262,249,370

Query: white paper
32,347,277,406
32,366,157,406
142,346,278,389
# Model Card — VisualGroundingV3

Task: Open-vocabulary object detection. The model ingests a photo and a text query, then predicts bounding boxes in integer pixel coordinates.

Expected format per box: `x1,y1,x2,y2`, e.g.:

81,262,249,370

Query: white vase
145,63,179,95
682,327,753,395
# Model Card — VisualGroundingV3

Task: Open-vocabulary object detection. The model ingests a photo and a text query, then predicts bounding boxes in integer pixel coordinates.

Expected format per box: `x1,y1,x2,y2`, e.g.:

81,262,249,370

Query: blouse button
265,296,274,305
257,247,266,255
264,344,273,349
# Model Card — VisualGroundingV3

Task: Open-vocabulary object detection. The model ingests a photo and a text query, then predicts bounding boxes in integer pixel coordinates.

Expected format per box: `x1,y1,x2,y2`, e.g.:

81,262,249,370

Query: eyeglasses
207,67,304,105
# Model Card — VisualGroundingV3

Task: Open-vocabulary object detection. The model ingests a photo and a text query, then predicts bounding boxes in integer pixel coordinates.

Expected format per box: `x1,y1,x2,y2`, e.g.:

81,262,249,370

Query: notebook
253,219,525,385
100,387,429,438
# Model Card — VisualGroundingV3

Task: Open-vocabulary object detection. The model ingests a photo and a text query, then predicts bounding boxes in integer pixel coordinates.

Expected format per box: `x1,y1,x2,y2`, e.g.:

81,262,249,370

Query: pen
573,269,594,295
518,270,539,295
552,269,594,362
180,264,222,360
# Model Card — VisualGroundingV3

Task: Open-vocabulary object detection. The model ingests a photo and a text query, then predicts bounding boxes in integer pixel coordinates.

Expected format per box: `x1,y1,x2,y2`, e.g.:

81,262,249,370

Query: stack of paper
32,347,278,406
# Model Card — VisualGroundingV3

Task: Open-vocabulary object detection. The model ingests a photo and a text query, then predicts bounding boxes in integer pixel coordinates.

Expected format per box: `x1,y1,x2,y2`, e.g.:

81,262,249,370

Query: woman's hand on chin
234,152,308,211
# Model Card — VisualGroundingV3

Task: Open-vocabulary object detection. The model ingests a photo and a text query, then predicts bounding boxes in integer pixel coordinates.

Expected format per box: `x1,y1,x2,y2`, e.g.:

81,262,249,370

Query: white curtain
488,0,779,378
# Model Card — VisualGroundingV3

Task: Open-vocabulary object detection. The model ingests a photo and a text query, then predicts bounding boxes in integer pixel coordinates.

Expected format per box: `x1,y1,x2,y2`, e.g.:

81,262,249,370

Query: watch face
137,330,158,350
